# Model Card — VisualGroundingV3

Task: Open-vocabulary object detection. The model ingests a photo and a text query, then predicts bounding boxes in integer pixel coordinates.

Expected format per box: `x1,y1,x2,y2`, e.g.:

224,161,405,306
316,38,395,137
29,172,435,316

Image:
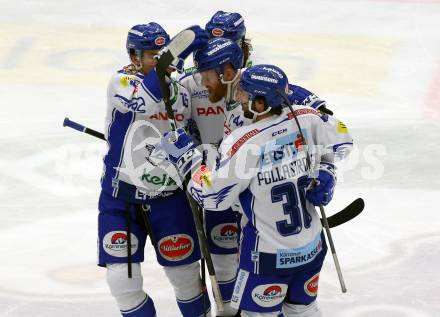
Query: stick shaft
63,117,106,141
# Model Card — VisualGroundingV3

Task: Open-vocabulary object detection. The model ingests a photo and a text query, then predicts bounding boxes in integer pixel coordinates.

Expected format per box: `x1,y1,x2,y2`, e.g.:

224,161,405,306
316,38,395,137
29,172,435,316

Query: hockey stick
154,29,224,313
198,205,207,316
62,117,157,258
65,116,364,230
63,117,105,140
277,89,347,293
326,197,364,228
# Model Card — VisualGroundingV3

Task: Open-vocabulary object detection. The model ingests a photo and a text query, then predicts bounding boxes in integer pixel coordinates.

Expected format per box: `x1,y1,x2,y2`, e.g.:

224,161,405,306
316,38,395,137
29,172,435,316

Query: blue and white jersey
101,65,191,203
179,69,225,145
287,84,327,110
187,106,353,273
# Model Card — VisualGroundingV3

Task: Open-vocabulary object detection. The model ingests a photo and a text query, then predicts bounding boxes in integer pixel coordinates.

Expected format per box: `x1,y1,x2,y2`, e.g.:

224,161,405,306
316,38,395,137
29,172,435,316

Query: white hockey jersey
101,65,191,203
179,71,226,145
187,106,353,273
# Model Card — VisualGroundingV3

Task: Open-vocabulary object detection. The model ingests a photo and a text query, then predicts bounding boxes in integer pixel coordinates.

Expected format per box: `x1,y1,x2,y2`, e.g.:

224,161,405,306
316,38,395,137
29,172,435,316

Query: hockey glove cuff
306,162,337,206
161,128,202,178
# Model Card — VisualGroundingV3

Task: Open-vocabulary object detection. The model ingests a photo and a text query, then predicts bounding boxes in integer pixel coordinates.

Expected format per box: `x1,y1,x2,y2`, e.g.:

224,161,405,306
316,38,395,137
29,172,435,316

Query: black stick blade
326,198,365,228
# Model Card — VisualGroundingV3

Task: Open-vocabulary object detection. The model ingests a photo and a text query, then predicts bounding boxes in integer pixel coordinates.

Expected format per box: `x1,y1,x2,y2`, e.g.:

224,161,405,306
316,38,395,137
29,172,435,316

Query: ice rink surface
1,0,440,316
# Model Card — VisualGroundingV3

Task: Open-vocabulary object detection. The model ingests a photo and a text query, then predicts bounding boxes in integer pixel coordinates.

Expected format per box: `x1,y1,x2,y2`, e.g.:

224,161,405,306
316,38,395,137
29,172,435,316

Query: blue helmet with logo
239,64,289,108
205,11,246,42
126,22,170,55
193,37,243,74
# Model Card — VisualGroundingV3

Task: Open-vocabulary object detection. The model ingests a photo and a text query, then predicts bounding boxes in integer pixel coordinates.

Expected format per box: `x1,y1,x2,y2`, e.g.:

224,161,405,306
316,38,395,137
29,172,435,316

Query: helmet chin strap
220,69,241,104
132,54,143,71
245,101,272,123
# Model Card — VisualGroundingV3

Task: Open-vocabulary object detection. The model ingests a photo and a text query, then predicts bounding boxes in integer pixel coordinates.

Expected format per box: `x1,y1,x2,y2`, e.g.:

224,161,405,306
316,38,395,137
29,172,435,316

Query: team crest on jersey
260,131,307,168
114,95,146,113
154,36,166,46
103,231,139,257
212,28,224,37
304,273,320,297
158,234,194,261
251,284,288,307
211,223,238,249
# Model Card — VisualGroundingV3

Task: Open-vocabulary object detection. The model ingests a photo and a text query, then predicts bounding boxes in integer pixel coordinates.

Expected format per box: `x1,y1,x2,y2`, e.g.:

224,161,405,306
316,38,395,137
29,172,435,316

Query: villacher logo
158,234,194,261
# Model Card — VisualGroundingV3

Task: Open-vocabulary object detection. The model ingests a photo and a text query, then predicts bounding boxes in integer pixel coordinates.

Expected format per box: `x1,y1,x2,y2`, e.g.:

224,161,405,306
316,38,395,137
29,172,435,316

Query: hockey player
160,64,354,316
98,22,211,317
178,12,252,317
178,12,337,317
179,10,254,144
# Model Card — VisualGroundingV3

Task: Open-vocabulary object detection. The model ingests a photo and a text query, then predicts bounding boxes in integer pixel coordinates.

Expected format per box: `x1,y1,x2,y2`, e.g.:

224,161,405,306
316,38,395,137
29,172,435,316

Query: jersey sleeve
107,69,164,116
289,84,327,110
310,110,354,162
186,129,259,211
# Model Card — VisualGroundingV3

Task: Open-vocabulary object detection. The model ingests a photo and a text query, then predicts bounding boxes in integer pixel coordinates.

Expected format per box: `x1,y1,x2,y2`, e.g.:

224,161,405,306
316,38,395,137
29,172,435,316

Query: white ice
0,0,439,316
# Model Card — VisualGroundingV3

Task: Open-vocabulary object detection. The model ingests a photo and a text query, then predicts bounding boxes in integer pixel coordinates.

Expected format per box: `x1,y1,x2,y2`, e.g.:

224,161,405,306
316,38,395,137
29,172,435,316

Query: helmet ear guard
220,67,241,104
246,97,272,122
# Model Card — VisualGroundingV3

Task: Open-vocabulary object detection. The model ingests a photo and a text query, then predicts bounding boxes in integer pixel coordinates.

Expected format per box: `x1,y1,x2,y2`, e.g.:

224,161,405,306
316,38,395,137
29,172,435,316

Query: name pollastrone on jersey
256,131,316,186
256,156,312,186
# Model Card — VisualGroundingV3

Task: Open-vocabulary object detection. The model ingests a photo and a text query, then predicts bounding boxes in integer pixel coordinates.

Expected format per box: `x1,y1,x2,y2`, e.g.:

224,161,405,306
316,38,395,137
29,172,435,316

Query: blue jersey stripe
102,110,135,196
239,189,254,223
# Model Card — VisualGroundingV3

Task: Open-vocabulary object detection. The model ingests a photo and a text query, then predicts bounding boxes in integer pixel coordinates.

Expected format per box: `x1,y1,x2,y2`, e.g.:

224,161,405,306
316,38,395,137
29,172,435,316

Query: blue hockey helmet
193,37,243,74
239,64,289,108
126,22,170,55
205,11,246,42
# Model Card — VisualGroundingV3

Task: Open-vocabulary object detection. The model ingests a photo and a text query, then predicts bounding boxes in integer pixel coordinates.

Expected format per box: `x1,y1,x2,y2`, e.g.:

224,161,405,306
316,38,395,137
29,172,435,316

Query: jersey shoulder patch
110,70,142,93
